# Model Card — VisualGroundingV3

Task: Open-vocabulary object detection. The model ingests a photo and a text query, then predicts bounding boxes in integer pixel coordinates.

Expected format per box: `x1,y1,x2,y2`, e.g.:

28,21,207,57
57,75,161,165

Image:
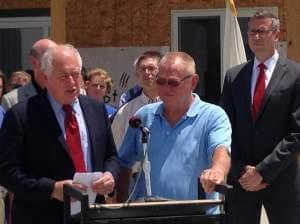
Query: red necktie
63,105,86,172
252,63,266,120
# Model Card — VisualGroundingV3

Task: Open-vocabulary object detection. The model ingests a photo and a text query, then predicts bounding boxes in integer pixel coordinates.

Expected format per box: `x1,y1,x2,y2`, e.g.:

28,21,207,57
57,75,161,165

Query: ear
42,72,48,84
191,74,199,91
30,56,37,67
274,30,280,42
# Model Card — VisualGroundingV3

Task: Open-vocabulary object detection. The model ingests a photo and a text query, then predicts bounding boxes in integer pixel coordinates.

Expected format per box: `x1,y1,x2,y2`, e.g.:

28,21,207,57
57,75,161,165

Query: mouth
67,88,78,95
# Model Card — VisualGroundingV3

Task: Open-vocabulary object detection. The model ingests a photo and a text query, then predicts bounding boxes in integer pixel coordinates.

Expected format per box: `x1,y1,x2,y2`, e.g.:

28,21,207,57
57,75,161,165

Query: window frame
0,16,50,37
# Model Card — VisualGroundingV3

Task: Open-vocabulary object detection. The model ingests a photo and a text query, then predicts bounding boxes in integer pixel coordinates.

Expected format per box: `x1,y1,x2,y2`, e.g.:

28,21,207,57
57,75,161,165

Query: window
0,9,50,78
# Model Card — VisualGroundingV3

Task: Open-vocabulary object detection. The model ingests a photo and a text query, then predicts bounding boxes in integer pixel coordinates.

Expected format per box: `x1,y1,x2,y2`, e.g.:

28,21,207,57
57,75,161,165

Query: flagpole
222,0,247,89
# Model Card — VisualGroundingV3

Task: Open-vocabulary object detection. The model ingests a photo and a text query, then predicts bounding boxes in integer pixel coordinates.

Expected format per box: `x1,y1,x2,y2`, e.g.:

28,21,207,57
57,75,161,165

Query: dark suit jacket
221,56,300,199
0,92,119,224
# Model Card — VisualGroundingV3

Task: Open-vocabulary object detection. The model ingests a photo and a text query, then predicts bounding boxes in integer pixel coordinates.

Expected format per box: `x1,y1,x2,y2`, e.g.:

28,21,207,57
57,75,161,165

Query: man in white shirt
112,51,162,149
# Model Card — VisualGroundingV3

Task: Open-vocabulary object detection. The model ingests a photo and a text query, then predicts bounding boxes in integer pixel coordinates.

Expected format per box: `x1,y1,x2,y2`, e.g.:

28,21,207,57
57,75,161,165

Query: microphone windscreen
129,116,142,129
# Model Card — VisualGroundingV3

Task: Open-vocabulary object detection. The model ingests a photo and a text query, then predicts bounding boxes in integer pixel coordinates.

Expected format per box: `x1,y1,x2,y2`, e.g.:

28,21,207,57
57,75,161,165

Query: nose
145,68,152,75
254,33,259,38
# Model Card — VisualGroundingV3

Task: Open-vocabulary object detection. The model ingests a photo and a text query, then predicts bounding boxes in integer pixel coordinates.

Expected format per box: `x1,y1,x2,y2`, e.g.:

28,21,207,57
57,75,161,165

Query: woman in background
85,68,117,119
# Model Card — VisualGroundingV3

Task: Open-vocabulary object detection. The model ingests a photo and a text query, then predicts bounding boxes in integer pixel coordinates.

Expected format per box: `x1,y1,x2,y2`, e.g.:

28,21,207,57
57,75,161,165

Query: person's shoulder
79,95,105,109
13,91,43,108
2,82,35,104
2,87,18,101
3,92,38,119
118,94,142,114
199,100,228,118
281,57,300,70
226,60,252,75
105,104,117,114
136,101,162,115
105,103,117,111
14,82,36,97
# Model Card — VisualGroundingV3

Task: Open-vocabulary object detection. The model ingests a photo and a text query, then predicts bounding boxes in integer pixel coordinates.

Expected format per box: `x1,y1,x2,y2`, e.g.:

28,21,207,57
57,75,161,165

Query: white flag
222,0,247,88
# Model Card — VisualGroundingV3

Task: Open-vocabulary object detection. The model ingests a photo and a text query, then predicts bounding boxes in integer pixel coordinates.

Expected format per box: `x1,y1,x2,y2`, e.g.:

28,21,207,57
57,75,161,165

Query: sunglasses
155,74,193,87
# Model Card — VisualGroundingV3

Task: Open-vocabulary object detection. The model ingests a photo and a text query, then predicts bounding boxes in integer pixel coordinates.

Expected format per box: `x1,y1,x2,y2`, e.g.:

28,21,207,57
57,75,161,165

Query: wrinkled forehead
159,59,189,78
90,74,105,83
139,57,160,67
53,50,81,71
248,17,273,28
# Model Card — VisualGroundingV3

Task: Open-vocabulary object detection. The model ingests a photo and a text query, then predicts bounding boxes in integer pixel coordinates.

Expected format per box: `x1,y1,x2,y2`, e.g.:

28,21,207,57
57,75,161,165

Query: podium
63,185,225,224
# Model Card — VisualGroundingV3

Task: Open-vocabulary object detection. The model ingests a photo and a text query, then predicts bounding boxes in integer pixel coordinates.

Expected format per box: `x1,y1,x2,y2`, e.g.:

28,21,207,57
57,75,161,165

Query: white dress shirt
251,50,279,103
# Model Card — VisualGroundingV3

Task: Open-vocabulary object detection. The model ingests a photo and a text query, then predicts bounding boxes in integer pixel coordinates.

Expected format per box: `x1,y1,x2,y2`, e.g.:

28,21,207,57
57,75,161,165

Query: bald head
30,39,56,88
30,39,57,60
159,52,196,76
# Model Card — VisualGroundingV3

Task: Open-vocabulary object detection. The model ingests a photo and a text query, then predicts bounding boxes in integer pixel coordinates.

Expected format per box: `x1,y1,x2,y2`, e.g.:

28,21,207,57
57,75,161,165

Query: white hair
41,44,82,76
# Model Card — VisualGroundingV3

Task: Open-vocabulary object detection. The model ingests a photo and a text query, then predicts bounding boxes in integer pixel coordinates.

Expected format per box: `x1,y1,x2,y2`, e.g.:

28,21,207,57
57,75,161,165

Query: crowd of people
0,9,299,224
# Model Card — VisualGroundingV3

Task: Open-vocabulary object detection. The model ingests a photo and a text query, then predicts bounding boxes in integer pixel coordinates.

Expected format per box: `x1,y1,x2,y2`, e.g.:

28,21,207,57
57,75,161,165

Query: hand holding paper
71,172,104,215
92,171,115,195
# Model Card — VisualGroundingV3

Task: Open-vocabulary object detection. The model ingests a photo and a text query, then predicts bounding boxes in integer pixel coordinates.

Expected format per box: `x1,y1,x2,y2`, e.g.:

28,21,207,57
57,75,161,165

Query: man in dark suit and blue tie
221,10,300,224
0,44,119,224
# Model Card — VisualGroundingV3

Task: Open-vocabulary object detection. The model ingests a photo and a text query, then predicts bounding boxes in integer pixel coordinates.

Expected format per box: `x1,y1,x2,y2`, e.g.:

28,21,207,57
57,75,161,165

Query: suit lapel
256,56,287,119
39,92,69,155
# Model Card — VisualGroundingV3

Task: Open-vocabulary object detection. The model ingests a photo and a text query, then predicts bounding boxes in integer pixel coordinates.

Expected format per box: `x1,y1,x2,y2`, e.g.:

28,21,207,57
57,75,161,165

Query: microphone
129,116,149,134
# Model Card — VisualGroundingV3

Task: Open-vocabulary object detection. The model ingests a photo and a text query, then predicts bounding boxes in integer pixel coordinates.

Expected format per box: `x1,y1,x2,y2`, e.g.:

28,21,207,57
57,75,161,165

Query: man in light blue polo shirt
117,52,231,207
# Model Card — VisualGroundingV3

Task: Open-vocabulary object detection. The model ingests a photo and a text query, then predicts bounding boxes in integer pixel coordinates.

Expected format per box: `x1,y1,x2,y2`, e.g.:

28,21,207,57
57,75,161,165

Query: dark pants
225,186,300,224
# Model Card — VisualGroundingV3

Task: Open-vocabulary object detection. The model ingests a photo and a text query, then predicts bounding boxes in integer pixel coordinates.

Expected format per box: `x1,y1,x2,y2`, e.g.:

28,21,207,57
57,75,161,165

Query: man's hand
92,171,115,195
200,168,225,193
51,179,87,201
200,146,230,193
238,165,268,191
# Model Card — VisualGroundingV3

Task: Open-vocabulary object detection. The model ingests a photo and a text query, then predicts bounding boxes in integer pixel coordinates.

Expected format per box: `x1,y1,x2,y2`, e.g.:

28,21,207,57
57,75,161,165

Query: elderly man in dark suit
221,10,300,224
0,44,119,224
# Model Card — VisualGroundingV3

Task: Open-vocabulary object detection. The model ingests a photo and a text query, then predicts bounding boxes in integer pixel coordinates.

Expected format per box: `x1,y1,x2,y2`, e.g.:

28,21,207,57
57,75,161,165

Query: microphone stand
141,128,152,198
137,128,170,202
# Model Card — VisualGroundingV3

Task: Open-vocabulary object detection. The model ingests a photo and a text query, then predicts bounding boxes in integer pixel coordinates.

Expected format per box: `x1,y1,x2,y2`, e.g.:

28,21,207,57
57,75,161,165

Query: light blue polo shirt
119,94,231,203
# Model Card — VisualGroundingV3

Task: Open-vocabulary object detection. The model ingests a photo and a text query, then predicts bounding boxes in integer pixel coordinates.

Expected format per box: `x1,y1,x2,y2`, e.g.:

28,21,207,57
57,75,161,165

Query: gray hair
41,44,82,76
251,10,280,31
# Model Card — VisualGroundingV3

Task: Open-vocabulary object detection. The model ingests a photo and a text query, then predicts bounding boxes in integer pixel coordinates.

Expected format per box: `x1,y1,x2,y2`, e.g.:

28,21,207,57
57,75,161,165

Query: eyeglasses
247,29,274,36
138,65,158,74
155,74,193,87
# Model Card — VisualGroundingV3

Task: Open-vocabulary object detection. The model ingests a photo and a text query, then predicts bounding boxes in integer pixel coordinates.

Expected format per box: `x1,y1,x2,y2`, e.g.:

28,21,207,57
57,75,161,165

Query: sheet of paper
71,172,103,215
